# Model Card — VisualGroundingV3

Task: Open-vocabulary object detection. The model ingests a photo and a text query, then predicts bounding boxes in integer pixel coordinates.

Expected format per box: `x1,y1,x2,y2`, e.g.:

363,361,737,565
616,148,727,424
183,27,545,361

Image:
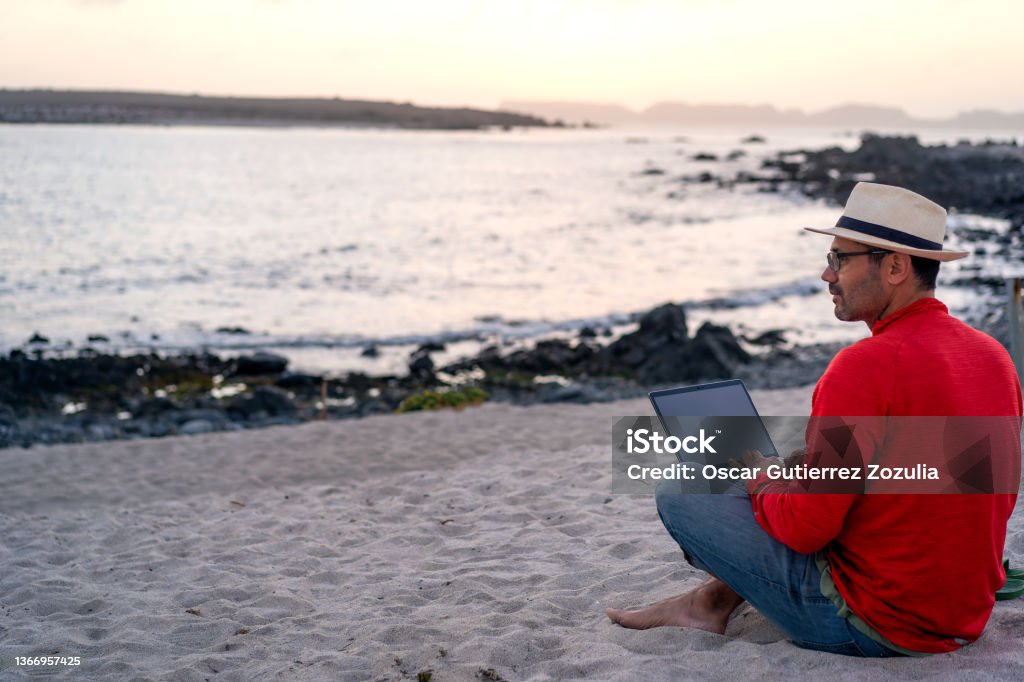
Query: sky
1,0,1022,118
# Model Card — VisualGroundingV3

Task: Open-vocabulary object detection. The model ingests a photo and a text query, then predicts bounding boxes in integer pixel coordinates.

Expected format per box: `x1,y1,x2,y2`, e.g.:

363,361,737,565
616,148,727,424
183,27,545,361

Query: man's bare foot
606,578,745,635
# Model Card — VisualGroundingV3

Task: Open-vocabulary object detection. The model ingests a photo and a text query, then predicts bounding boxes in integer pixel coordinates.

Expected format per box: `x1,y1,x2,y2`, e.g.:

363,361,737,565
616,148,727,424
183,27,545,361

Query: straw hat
804,182,968,261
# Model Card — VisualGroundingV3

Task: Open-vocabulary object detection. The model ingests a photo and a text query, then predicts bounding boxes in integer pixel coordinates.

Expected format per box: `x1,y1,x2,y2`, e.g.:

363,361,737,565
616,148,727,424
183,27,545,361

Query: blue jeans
654,480,904,657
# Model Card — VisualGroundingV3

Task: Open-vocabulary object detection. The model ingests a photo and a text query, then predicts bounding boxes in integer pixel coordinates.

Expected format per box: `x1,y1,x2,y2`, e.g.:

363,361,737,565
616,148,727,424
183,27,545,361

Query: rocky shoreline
766,134,1024,231
0,304,838,449
680,133,1024,233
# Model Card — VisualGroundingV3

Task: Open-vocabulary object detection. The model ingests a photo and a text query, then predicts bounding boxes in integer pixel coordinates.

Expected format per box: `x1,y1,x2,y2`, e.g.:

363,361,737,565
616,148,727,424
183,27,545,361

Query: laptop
648,379,779,464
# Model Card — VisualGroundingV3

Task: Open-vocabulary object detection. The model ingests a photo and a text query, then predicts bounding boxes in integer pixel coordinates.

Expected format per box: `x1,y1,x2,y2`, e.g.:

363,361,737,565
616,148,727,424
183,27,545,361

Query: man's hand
727,449,774,474
783,448,806,469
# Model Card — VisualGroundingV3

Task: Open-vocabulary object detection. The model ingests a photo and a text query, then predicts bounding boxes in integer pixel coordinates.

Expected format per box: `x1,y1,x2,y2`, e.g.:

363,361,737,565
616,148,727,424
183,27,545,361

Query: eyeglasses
826,249,891,273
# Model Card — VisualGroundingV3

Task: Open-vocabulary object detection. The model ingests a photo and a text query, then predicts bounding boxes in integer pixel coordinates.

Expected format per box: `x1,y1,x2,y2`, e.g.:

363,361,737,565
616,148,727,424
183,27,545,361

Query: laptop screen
649,379,759,417
649,380,778,459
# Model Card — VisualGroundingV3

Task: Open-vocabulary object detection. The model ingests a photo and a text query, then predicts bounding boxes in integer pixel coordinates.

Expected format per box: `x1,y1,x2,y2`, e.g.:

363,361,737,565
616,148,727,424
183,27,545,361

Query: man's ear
886,252,914,285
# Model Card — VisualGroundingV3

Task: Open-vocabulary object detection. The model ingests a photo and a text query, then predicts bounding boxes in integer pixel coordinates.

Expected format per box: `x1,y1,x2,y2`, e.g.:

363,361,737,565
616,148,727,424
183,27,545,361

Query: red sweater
747,298,1023,653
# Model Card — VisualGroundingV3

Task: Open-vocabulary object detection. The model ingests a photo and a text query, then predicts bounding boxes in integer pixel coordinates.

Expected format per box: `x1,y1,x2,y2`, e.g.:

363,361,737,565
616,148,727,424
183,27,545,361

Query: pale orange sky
1,0,1022,117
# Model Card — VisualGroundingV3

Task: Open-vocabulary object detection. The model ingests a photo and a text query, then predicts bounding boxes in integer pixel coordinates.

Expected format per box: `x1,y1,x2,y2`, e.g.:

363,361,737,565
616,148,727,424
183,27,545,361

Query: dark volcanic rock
748,134,1024,231
227,386,297,421
503,339,592,374
638,303,689,337
132,396,184,418
180,419,215,435
588,304,689,378
442,345,505,373
276,372,323,389
0,349,413,448
440,302,753,387
594,312,749,384
235,352,288,375
687,322,752,379
343,372,374,393
744,329,788,346
409,350,435,378
416,341,446,353
0,350,232,415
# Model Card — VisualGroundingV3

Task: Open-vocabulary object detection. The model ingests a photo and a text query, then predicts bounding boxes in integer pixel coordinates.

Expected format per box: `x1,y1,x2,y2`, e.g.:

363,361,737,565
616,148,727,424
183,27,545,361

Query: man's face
820,237,888,323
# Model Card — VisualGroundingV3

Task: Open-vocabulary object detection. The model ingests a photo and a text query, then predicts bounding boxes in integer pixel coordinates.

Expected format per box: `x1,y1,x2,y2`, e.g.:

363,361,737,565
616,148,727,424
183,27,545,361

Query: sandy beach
1,384,1022,681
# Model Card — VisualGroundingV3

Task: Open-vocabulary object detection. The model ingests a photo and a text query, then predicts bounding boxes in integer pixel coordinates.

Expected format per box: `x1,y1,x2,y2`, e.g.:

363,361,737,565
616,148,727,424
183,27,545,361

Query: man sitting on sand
607,182,1023,656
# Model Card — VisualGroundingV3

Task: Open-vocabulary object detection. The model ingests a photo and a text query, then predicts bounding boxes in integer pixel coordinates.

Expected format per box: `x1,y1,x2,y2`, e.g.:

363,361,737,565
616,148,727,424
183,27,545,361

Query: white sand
2,385,1024,681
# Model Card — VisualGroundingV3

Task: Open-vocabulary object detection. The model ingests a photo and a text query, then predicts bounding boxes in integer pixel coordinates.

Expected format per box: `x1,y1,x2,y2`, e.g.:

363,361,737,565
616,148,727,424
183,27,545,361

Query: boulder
227,386,296,421
416,341,446,353
276,372,323,389
409,350,435,378
685,322,751,378
745,329,787,346
181,419,215,435
587,304,690,381
235,352,288,375
175,408,229,426
132,396,184,418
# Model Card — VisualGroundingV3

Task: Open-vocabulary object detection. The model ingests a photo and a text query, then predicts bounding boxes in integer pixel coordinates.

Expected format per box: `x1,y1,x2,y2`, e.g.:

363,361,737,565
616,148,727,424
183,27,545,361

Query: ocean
1,123,1018,376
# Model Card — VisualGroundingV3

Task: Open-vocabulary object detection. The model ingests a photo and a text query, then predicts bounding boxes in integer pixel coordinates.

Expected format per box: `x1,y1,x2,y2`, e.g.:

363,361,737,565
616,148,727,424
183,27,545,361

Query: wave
688,277,823,310
16,277,825,356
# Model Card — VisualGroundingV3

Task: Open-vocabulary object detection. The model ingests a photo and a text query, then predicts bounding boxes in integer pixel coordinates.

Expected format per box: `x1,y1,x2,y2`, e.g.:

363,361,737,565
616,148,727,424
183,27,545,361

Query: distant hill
499,101,637,125
950,108,1024,128
0,90,551,130
641,102,803,126
500,99,1024,129
805,104,915,127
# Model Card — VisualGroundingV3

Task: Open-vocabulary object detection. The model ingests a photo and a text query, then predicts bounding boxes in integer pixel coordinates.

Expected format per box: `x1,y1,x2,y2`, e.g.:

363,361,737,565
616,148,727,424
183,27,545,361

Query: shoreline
2,285,1014,451
0,305,842,449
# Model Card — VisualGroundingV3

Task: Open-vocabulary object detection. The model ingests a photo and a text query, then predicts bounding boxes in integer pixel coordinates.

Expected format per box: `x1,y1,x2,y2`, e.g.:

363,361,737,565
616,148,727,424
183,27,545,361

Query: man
607,182,1023,656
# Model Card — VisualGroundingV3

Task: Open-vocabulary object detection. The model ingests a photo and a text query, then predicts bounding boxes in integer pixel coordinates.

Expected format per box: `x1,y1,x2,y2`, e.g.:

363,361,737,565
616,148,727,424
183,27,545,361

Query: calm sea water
0,124,1017,374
